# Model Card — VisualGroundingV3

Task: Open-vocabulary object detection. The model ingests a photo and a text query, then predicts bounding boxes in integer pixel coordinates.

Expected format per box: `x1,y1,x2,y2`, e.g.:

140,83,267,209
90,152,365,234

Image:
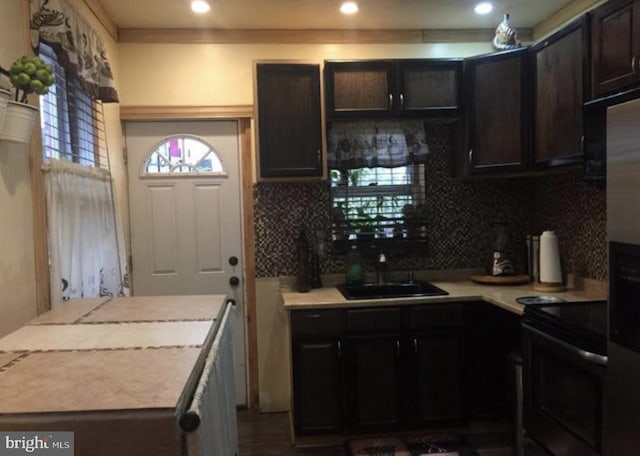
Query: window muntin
142,136,225,176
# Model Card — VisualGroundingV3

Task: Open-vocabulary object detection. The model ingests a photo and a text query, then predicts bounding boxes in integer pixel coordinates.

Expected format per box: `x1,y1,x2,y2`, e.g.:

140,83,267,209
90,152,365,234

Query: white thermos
539,230,562,285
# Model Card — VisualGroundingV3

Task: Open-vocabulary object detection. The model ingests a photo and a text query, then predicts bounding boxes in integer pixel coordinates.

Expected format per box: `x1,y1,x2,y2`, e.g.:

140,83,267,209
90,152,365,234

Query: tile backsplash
254,123,606,281
530,172,607,281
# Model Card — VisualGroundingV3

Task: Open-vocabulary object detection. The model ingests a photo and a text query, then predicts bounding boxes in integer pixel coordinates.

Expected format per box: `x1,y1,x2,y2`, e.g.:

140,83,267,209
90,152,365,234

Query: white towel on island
184,303,237,456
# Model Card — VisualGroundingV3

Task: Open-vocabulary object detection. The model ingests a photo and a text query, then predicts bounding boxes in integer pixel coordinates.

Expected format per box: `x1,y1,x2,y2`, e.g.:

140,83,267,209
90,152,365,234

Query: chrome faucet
377,252,387,284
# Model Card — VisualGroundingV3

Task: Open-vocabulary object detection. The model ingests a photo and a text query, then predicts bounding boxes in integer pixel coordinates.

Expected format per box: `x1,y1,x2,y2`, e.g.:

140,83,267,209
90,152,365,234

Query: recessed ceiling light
191,0,210,14
340,1,359,15
474,2,493,15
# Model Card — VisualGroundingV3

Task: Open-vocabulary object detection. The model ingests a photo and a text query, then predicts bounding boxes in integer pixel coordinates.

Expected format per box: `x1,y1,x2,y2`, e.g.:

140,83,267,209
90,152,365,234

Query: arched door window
142,135,225,176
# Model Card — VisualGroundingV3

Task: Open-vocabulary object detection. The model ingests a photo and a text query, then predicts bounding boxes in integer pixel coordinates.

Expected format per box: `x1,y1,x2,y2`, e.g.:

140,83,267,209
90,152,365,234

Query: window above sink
328,120,429,253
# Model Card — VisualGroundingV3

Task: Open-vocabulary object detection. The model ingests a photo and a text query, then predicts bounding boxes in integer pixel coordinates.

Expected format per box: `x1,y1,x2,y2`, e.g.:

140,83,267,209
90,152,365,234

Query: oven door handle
523,323,608,366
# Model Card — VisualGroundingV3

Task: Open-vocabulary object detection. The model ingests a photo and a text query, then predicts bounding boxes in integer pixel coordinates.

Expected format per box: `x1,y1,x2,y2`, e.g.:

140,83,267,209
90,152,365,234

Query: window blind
39,42,109,170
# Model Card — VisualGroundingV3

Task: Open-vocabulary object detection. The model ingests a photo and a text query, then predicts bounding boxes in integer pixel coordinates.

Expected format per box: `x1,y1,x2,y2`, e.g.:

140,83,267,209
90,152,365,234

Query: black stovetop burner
523,300,608,356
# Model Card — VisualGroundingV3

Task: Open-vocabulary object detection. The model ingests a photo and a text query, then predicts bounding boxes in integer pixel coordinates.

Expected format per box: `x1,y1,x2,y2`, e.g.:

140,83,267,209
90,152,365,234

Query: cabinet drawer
347,307,402,333
408,304,464,329
291,309,343,338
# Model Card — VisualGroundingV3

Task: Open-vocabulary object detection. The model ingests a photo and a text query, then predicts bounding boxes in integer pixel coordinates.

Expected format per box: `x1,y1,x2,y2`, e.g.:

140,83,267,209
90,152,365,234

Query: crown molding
120,105,254,120
118,27,533,44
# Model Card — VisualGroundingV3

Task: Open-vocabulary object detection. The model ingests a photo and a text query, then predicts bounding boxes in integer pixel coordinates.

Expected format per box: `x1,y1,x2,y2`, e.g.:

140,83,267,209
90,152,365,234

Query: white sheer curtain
45,159,123,306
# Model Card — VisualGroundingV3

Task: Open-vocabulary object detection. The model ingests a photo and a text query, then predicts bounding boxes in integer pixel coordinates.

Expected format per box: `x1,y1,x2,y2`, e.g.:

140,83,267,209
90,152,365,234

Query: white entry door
125,120,246,405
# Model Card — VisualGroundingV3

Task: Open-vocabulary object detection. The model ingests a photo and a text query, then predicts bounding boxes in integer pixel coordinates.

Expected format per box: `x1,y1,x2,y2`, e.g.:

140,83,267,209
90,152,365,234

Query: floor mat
347,433,480,456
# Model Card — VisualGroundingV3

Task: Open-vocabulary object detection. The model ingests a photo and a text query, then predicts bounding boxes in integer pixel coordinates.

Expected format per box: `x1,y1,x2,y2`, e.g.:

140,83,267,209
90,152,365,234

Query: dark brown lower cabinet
345,336,403,433
290,309,344,435
292,339,344,434
467,302,521,419
345,331,465,433
290,303,469,437
412,332,464,424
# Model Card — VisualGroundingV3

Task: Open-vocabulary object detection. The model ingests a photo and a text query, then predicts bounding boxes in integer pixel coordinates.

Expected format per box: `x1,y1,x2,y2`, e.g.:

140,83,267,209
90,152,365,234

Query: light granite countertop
281,279,607,315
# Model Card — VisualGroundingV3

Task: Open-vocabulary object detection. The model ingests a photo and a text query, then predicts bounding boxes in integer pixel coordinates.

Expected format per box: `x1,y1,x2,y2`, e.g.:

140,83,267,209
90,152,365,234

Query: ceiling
97,0,575,31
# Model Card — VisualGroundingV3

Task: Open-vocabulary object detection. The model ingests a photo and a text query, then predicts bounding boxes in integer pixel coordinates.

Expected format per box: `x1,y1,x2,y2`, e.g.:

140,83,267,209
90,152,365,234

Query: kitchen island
0,295,237,456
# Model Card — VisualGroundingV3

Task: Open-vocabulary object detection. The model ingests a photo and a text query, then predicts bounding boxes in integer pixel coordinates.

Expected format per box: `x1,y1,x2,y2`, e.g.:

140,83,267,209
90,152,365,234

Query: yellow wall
256,277,291,413
0,0,124,337
0,0,38,336
118,42,492,106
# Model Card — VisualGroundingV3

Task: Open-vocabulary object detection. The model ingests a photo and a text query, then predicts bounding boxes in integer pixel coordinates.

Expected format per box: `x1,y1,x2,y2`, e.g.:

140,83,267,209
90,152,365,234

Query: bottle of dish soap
345,245,363,287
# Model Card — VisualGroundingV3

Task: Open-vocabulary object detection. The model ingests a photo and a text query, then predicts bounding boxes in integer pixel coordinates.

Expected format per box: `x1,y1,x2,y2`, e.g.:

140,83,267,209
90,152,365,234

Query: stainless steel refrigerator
605,96,640,455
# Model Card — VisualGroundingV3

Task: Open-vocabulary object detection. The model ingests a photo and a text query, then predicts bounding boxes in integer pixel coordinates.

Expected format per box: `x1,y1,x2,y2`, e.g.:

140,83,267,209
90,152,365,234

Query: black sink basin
337,280,449,300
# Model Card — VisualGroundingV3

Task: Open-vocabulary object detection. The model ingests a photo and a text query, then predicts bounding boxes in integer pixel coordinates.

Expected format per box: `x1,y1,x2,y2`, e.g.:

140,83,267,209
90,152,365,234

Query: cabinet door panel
347,336,401,431
401,62,461,111
326,61,394,115
408,303,464,330
325,60,461,118
334,69,389,110
257,64,322,178
468,302,520,418
474,59,522,165
293,340,343,434
347,307,401,333
465,48,530,175
291,309,343,338
414,333,463,423
533,19,587,167
591,0,640,97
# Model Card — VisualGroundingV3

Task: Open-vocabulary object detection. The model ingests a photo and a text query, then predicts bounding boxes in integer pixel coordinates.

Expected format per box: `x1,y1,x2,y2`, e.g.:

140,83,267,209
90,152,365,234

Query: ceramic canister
539,230,562,284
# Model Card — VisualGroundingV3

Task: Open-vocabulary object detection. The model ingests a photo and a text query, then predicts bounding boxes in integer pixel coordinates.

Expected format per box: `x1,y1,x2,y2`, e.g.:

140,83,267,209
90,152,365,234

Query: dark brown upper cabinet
462,48,531,176
532,16,589,169
324,59,463,119
256,63,323,179
591,0,640,99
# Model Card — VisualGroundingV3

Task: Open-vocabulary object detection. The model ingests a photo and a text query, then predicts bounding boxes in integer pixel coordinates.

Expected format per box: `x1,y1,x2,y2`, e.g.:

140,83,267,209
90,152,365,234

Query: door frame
120,105,259,409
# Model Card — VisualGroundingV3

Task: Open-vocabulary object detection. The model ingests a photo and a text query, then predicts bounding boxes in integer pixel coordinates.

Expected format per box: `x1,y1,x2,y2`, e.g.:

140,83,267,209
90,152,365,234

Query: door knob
229,276,240,287
228,256,239,266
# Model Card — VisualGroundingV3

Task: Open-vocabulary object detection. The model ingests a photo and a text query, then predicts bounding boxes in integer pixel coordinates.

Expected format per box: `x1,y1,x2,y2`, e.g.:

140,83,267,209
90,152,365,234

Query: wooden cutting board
470,274,530,285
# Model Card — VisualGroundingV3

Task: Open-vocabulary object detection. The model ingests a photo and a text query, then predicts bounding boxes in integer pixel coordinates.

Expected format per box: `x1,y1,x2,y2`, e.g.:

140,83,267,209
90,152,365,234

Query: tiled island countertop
0,295,228,456
282,277,607,315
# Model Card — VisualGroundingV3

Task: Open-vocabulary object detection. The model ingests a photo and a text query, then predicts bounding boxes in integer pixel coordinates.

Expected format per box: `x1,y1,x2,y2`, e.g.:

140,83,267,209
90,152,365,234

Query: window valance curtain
29,0,119,102
327,120,430,170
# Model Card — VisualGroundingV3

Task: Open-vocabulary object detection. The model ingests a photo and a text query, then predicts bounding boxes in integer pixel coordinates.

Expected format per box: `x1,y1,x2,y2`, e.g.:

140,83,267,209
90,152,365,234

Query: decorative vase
493,14,519,50
0,89,10,135
0,101,39,143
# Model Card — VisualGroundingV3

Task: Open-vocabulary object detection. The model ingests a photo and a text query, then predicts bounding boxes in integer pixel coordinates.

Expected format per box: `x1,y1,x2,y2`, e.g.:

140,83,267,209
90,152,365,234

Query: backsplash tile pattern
254,123,607,281
254,181,332,278
531,172,607,280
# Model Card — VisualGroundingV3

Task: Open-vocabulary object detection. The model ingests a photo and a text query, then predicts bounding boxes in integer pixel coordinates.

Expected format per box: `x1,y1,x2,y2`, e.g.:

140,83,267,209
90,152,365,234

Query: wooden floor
237,409,513,456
